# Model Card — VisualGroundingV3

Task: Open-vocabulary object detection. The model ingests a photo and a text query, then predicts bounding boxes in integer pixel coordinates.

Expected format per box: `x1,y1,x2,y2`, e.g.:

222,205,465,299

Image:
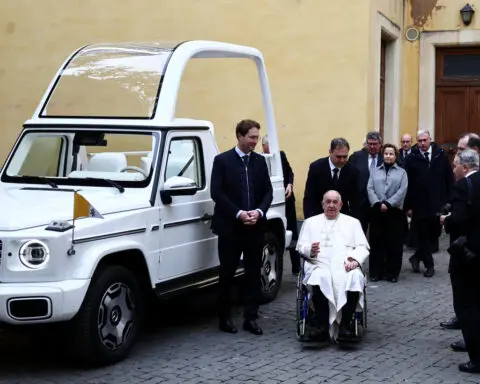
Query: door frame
419,30,480,139
373,12,402,144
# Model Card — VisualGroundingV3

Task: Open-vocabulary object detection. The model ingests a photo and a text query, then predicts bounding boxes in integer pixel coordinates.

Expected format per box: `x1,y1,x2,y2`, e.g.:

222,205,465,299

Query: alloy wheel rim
261,242,278,293
97,282,135,350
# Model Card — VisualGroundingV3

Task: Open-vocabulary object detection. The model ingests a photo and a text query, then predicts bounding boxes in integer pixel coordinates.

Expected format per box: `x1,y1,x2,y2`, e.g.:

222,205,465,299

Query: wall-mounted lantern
460,4,475,26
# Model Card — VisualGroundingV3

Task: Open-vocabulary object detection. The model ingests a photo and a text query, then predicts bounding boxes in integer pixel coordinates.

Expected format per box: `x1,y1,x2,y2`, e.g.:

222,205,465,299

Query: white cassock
296,213,369,330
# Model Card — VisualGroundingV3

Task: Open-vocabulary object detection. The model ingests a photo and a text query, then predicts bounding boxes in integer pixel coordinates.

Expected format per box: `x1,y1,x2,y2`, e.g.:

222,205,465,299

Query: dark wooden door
469,87,480,132
435,87,469,145
435,47,480,160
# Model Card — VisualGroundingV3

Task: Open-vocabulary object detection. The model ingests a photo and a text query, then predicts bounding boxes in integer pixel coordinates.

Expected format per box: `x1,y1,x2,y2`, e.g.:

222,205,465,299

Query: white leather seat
87,153,127,172
141,152,153,175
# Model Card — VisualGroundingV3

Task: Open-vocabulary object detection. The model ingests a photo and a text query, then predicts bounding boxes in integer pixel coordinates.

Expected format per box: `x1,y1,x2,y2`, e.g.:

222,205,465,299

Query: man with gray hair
349,131,384,233
404,130,453,277
441,136,480,331
441,149,480,373
440,149,479,349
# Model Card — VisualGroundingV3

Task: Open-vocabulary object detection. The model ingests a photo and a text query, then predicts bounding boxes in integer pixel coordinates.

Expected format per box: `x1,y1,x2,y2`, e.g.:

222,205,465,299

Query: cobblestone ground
1,236,479,384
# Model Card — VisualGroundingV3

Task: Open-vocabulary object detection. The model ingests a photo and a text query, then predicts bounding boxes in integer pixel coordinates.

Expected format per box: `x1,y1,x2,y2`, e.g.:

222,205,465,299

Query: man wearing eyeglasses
303,138,360,220
348,131,384,233
398,134,413,168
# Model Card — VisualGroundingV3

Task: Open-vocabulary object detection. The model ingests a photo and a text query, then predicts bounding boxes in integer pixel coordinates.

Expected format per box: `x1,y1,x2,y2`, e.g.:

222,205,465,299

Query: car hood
0,187,150,231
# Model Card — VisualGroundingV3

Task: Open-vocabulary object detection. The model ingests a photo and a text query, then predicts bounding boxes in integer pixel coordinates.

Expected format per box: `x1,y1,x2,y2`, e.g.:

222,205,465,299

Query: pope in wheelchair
296,190,369,342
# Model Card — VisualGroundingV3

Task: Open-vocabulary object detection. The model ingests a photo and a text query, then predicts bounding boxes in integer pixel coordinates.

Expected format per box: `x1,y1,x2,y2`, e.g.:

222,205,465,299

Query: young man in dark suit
210,119,273,336
441,149,480,373
348,131,383,233
303,138,360,220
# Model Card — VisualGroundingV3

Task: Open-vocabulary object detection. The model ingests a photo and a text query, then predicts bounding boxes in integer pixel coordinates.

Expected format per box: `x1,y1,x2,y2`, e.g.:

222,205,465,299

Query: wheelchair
295,256,367,343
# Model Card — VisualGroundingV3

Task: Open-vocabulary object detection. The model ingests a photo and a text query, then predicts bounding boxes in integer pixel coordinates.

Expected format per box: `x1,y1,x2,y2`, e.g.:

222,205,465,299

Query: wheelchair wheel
363,288,367,329
295,274,308,341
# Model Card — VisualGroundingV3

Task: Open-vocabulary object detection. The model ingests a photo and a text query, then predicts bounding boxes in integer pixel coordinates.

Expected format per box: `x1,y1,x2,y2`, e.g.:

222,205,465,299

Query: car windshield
40,42,179,118
1,129,160,188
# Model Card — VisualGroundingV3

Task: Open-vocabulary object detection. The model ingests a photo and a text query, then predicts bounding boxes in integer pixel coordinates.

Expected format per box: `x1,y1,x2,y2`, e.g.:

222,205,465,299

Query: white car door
157,131,217,281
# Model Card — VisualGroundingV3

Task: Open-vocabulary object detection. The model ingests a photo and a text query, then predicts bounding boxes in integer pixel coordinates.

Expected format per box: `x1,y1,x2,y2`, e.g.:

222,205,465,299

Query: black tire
259,231,283,304
70,265,143,366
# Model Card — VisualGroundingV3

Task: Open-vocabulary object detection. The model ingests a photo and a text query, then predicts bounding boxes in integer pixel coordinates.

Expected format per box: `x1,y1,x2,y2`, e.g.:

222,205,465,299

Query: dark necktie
332,168,339,184
424,152,429,162
369,155,376,172
242,155,249,166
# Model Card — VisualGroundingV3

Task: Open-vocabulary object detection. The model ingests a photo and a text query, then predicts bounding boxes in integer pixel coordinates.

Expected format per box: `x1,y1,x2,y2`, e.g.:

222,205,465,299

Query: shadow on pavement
0,286,225,373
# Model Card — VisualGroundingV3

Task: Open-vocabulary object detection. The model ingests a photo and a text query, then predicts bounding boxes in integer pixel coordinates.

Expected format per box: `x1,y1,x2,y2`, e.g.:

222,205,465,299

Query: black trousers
411,216,438,268
312,286,359,328
369,207,405,279
286,196,300,272
451,257,480,364
358,206,371,235
217,225,264,321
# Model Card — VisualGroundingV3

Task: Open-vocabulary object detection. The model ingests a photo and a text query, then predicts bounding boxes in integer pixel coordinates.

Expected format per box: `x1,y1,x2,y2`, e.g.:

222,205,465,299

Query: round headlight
19,240,50,269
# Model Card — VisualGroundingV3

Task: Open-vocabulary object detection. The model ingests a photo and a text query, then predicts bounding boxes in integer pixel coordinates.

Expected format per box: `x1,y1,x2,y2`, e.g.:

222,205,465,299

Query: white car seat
87,152,127,172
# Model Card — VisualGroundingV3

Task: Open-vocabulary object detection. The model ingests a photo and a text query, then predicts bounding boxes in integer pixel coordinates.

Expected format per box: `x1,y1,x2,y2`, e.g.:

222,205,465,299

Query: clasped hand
345,257,359,272
309,243,359,271
439,213,450,226
239,210,260,225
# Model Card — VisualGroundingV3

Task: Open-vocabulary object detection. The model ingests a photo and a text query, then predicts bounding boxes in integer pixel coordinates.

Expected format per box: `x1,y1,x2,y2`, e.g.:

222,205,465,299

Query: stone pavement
1,236,479,384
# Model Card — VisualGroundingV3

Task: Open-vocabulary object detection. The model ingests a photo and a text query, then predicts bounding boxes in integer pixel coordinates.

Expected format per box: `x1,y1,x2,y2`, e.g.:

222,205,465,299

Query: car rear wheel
259,231,283,303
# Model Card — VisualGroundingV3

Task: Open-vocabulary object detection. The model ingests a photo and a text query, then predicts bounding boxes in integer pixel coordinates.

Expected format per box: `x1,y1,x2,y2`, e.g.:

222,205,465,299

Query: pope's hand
310,242,320,258
345,259,359,272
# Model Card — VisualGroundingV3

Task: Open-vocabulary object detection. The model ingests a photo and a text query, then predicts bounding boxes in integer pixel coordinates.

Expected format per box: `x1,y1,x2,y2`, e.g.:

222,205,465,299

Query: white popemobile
0,41,291,365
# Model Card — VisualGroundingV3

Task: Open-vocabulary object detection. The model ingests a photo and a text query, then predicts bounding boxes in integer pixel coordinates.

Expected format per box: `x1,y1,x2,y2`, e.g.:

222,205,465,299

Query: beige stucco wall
0,0,374,218
367,0,404,143
402,0,480,138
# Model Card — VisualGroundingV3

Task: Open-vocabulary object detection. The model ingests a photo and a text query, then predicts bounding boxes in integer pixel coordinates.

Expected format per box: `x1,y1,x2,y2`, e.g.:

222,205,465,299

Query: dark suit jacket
398,149,411,168
280,150,294,199
348,148,384,219
348,148,384,192
445,172,480,255
210,148,273,236
404,143,454,218
280,150,298,237
302,156,360,219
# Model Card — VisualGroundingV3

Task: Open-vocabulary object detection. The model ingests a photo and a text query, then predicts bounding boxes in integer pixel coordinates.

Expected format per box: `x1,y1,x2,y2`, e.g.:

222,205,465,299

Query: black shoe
243,320,263,335
309,326,329,341
424,267,435,277
440,317,461,330
219,318,237,334
338,324,354,339
370,276,380,282
410,257,420,273
451,340,467,352
459,361,480,373
388,276,398,283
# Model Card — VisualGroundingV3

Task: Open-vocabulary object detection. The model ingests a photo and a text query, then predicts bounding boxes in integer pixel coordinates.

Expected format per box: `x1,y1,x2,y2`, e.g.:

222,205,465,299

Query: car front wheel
70,265,142,366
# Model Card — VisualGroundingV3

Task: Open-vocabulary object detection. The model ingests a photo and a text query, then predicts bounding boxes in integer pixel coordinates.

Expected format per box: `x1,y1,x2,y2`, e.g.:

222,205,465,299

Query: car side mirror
160,176,198,204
